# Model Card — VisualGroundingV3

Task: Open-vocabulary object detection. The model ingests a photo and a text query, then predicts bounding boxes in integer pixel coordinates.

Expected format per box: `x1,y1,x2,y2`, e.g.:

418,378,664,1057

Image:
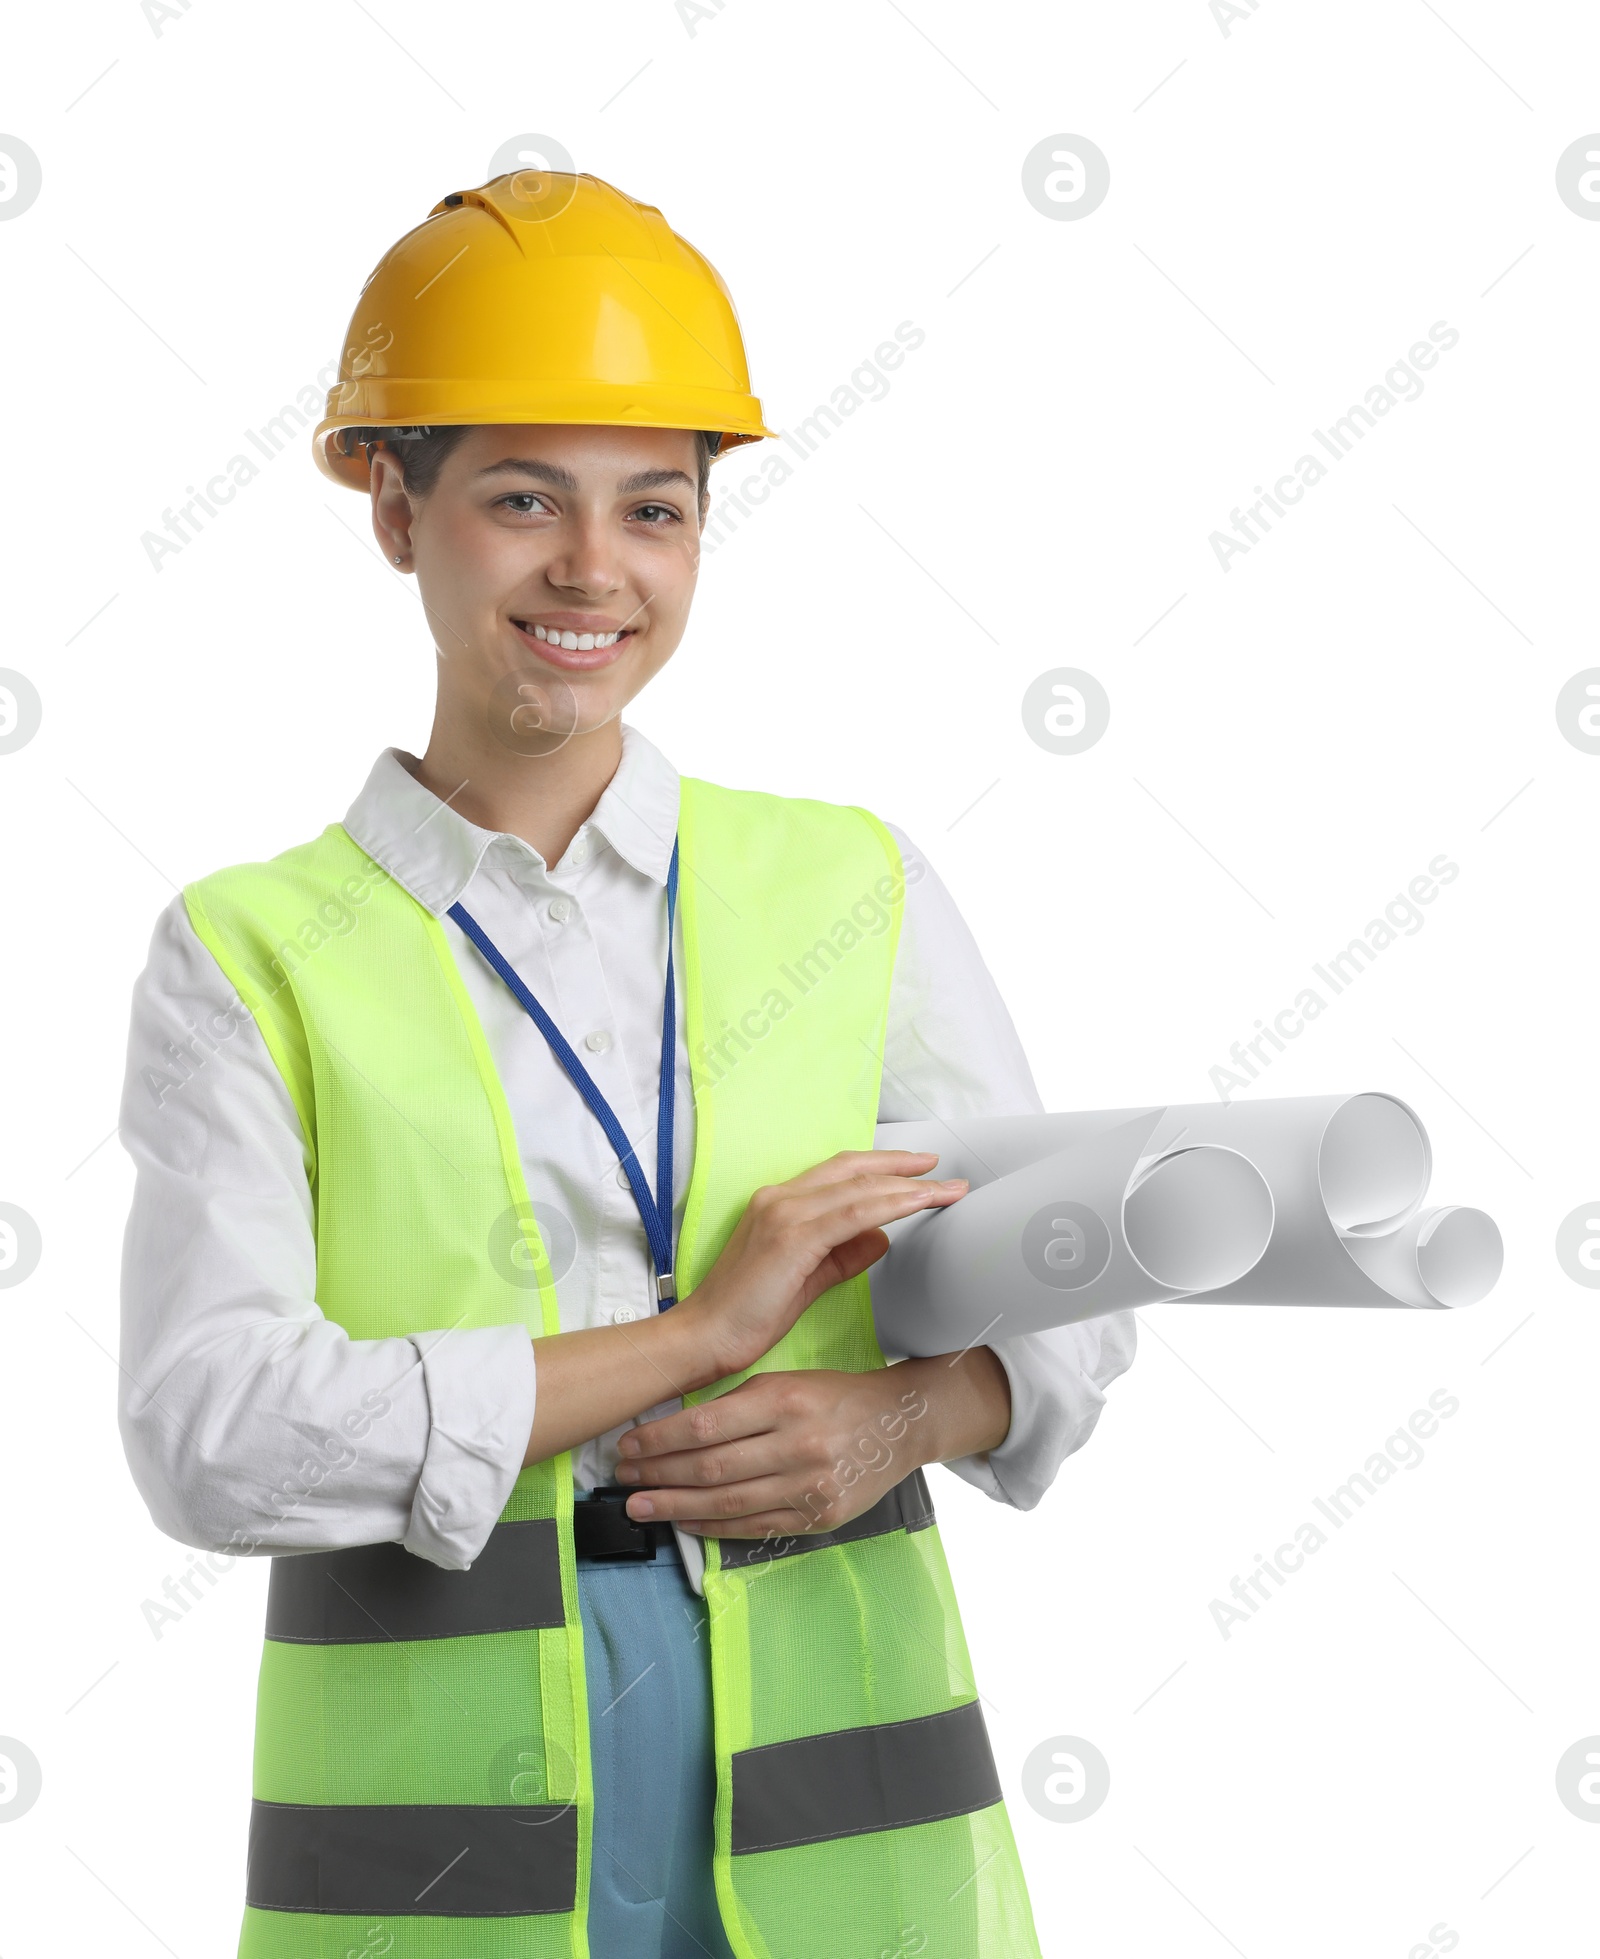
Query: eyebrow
473,459,695,495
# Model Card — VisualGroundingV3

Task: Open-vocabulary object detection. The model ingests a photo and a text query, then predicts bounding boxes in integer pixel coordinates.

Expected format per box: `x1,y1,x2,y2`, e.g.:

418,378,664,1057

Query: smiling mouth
513,621,635,652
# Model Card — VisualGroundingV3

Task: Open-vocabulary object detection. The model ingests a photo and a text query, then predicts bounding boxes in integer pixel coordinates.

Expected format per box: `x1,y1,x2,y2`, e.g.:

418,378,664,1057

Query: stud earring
392,553,403,564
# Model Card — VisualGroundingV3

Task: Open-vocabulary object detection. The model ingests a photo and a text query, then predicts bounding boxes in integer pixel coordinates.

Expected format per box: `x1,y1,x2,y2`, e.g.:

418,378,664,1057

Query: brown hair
348,426,719,507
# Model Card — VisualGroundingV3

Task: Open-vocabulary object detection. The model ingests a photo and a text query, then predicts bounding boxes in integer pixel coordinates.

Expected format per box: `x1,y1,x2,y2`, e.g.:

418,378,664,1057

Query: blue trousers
576,1522,738,1958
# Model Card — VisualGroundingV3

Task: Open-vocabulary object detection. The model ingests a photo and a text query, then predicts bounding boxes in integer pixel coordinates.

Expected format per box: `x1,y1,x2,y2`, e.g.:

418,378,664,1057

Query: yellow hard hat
312,170,776,490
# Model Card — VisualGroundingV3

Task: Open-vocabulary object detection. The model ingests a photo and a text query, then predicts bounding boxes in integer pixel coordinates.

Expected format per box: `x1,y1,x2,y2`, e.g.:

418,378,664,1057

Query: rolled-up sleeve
116,894,537,1570
875,823,1137,1509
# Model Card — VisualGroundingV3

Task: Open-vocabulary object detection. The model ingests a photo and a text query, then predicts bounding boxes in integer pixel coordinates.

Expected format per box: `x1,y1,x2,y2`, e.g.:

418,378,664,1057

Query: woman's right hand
521,1150,968,1471
678,1149,967,1382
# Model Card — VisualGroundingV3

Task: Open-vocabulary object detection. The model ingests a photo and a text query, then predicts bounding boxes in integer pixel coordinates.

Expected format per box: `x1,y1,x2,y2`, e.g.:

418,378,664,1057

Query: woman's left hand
612,1350,1011,1541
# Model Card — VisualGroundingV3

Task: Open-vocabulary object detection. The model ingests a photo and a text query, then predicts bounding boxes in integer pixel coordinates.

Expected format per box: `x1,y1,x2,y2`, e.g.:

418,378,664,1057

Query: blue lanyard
446,836,681,1308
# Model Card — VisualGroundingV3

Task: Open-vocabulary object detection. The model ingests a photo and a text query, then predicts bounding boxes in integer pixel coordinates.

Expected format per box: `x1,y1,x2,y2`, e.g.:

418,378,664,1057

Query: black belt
572,1470,938,1567
572,1485,678,1561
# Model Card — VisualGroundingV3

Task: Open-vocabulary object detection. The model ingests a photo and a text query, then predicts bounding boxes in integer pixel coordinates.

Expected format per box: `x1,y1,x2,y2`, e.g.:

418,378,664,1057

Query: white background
3,3,1598,1954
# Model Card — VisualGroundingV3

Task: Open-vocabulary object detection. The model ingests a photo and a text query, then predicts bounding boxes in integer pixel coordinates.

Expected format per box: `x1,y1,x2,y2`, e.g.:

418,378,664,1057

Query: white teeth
527,624,625,649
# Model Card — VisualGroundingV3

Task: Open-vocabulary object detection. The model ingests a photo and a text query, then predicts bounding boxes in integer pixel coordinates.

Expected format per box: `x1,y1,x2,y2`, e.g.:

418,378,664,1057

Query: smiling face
369,422,706,748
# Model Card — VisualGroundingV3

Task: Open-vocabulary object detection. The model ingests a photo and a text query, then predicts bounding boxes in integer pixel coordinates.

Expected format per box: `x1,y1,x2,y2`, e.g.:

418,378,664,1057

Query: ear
370,447,415,568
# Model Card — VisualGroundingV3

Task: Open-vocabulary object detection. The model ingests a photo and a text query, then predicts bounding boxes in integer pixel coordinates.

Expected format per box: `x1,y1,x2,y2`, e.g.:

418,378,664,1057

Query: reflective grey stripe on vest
730,1699,1001,1855
264,1517,563,1644
246,1799,577,1915
716,1467,934,1570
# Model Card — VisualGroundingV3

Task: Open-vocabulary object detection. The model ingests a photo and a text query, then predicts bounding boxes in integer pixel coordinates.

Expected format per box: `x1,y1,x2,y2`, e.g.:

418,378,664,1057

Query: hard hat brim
314,402,775,490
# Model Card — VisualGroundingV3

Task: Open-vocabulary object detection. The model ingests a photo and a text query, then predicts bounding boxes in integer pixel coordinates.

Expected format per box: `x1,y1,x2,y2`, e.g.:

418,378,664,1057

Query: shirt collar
341,719,681,916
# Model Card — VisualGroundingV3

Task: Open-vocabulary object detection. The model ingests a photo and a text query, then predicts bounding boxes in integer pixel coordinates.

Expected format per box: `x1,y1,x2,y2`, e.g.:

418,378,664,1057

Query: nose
545,508,625,600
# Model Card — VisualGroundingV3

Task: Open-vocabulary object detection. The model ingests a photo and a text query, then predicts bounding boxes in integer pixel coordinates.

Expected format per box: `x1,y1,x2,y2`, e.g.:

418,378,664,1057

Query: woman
118,170,1136,1959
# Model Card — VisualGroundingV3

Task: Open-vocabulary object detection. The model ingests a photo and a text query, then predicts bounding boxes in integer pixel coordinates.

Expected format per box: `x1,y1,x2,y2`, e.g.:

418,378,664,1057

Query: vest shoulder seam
180,821,373,900
681,773,886,825
680,778,905,880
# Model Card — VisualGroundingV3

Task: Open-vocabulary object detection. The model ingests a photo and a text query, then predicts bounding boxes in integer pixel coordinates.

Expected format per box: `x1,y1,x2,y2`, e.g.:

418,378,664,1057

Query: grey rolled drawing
873,1109,1274,1346
871,1094,1502,1356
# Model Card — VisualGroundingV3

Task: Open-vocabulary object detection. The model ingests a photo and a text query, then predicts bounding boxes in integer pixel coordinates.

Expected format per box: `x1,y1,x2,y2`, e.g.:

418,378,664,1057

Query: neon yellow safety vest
184,776,1041,1959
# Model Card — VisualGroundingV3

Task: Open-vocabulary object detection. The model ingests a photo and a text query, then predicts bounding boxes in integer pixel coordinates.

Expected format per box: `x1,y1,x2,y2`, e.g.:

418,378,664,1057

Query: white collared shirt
116,724,1135,1576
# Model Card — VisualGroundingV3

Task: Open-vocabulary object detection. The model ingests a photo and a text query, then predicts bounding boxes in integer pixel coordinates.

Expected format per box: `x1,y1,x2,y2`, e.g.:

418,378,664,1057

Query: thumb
803,1226,891,1307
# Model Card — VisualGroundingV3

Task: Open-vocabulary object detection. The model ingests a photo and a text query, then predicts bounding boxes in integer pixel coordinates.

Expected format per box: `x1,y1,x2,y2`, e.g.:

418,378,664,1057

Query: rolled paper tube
874,1092,1501,1330
870,1111,1275,1355
877,1094,1430,1229
1340,1205,1505,1309
1154,1095,1443,1307
875,1110,1152,1192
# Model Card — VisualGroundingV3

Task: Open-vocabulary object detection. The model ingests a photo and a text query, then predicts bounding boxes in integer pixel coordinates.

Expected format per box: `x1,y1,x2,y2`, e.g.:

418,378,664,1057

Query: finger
738,1172,964,1268
771,1144,959,1206
616,1433,791,1489
621,1388,780,1460
806,1226,892,1295
778,1170,968,1240
624,1474,812,1528
795,1226,904,1313
779,1148,944,1191
633,1491,845,1541
740,1183,961,1309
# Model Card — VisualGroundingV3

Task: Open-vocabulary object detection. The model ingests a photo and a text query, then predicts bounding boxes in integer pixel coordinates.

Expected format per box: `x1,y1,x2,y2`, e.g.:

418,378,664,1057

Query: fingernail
615,1464,638,1482
617,1436,637,1456
941,1178,968,1189
628,1496,654,1517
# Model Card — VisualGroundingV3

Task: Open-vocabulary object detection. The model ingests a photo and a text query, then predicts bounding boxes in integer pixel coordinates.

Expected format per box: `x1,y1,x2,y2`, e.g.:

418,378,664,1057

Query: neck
410,704,625,867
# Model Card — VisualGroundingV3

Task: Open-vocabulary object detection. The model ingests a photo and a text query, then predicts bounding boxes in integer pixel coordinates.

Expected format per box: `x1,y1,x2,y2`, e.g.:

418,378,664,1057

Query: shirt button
585,1030,611,1053
548,897,572,923
569,837,589,866
615,1165,631,1188
611,1305,639,1325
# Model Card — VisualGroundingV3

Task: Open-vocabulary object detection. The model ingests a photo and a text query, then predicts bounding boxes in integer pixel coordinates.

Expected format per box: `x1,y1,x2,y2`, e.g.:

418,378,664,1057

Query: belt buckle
574,1485,660,1562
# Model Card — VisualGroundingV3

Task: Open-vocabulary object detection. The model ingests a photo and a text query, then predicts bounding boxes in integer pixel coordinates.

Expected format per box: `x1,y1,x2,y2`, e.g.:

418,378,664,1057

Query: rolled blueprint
871,1109,1276,1352
872,1093,1503,1355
